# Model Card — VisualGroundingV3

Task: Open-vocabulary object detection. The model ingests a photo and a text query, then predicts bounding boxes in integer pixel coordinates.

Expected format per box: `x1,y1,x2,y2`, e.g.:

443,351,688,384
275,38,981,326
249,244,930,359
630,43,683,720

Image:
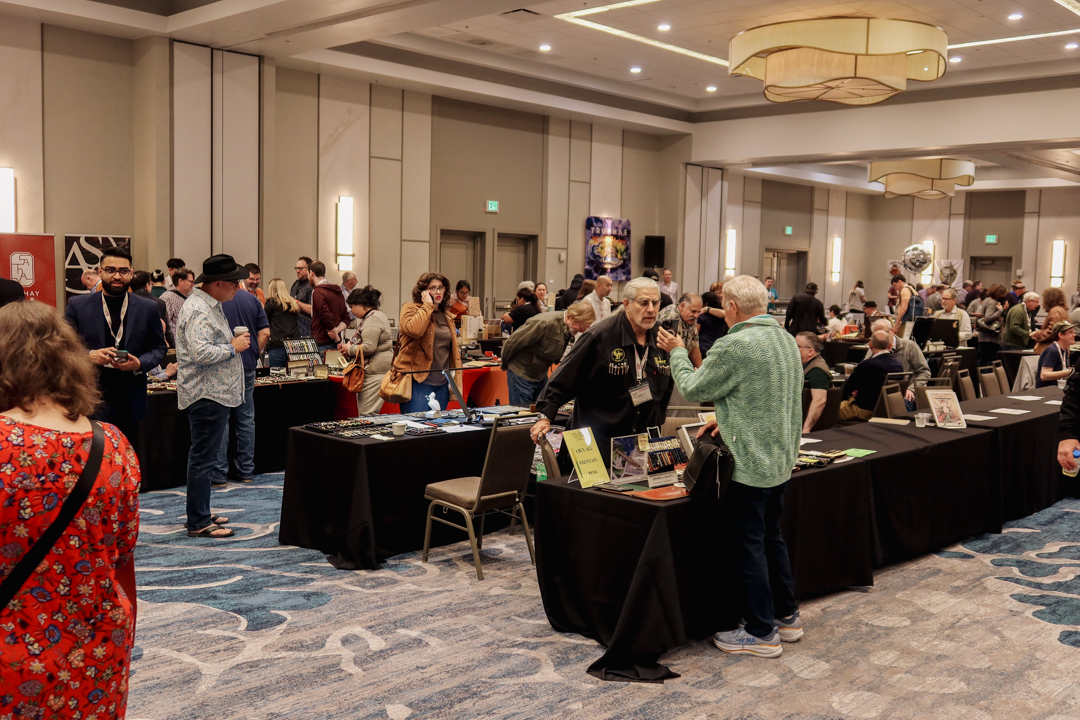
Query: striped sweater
670,314,802,488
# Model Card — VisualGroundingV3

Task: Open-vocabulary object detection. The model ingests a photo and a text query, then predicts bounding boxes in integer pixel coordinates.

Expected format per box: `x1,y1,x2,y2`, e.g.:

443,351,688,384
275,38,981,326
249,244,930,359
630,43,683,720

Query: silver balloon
901,244,933,273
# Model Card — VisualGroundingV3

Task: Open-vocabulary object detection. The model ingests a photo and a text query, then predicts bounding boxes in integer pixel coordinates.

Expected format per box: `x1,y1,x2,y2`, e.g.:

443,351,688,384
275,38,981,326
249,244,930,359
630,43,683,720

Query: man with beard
64,244,167,448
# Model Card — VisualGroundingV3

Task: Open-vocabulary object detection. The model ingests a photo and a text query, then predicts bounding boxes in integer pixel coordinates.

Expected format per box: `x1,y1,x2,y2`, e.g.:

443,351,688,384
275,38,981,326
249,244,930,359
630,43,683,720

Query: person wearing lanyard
1037,321,1076,388
63,244,167,453
531,276,674,471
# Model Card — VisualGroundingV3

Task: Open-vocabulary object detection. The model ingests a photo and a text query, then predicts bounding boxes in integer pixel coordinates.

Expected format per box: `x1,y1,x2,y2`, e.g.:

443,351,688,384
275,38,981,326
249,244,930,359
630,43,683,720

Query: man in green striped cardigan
658,275,803,658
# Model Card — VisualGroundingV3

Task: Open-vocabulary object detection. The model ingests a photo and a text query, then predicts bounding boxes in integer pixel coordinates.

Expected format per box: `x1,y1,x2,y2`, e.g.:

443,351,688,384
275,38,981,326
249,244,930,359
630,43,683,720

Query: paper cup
392,422,406,437
233,326,249,337
914,413,930,428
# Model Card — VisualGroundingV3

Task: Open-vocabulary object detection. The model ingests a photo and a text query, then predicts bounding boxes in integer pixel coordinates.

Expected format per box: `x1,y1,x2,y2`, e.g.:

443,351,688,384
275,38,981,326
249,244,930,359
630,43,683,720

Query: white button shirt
933,307,973,345
584,290,612,323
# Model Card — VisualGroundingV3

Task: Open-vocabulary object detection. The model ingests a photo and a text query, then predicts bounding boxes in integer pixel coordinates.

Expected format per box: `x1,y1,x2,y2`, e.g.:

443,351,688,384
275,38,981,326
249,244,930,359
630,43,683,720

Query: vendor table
138,379,334,492
535,456,874,681
330,366,511,420
279,425,497,569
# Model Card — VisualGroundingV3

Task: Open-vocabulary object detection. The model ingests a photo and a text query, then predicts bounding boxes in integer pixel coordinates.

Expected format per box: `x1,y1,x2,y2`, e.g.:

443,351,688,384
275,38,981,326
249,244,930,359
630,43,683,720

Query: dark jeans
218,369,256,480
267,348,288,368
400,379,450,413
186,398,231,531
720,480,798,639
507,370,547,407
979,341,1001,367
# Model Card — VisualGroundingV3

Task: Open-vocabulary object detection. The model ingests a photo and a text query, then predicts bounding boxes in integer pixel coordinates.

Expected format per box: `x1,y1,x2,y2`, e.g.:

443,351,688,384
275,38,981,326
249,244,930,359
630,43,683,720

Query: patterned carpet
129,475,1080,720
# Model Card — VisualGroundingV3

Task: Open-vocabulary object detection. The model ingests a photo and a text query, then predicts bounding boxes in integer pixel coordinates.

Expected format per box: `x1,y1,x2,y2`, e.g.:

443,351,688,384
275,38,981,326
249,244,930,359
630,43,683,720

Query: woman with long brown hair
1031,286,1069,354
0,302,140,719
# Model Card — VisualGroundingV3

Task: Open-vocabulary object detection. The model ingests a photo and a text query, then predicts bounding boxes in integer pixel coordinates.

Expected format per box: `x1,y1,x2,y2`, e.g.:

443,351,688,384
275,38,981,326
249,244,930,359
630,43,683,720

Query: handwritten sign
561,428,610,488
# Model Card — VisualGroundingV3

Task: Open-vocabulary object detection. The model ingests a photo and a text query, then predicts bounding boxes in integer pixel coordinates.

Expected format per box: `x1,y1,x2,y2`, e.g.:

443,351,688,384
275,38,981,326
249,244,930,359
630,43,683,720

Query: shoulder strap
0,422,105,611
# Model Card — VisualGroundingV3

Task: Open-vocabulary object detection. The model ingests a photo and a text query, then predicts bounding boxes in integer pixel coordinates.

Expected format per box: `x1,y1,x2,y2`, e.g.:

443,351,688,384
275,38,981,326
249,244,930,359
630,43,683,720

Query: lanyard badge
102,292,129,348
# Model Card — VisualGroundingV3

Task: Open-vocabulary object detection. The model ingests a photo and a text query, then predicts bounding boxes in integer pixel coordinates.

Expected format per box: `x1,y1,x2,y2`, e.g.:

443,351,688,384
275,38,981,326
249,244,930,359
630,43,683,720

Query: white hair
623,276,659,300
872,317,893,332
1022,291,1040,303
723,275,768,315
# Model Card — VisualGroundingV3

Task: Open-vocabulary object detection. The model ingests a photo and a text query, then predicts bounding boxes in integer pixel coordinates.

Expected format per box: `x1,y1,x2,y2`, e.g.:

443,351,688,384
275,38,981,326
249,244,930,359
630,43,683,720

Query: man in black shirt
785,282,826,336
290,255,314,336
838,331,903,422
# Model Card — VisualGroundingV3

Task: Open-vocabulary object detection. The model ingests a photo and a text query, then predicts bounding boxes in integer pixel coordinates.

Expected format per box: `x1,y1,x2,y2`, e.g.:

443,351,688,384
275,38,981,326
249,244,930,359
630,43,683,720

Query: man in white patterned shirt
176,254,251,539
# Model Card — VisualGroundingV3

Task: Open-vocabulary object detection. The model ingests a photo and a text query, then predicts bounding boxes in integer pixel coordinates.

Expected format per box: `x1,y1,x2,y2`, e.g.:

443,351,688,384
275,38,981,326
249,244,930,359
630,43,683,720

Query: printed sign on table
64,235,131,303
561,427,610,488
0,233,57,307
585,217,631,282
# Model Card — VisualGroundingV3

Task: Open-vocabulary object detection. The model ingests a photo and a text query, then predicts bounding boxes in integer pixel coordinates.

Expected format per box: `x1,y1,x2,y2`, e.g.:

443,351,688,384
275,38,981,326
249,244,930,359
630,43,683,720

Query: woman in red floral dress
0,301,140,720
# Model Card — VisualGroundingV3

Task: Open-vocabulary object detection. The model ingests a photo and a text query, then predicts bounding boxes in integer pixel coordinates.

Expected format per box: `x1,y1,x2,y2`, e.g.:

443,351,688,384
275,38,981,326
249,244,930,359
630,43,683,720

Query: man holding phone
64,244,167,453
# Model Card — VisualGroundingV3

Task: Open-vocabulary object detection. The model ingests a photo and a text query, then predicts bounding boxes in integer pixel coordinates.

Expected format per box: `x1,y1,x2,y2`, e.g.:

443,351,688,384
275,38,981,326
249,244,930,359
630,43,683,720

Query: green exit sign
784,226,793,236
985,234,998,244
485,200,499,213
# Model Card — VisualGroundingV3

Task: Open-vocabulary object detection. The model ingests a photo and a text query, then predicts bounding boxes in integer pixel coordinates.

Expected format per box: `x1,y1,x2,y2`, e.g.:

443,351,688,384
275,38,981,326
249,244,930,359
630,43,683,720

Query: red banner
0,233,57,307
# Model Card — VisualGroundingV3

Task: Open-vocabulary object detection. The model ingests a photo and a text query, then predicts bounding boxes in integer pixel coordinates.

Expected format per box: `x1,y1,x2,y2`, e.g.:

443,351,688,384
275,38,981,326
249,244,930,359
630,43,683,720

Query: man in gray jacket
867,317,931,411
501,302,595,406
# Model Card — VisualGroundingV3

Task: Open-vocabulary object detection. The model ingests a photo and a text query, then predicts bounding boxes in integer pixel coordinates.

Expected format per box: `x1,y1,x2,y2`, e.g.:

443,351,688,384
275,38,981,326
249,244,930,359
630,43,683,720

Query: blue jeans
218,369,256,480
186,398,231,531
267,348,288,367
400,379,450,413
720,480,797,639
507,370,547,407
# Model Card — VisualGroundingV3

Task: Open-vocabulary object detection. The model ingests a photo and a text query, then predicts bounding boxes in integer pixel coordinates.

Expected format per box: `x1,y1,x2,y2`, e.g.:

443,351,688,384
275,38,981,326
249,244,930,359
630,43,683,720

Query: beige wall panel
134,36,171,272
44,25,134,289
590,124,622,219
544,247,567,292
948,191,966,261
0,17,43,234
260,57,275,278
401,91,432,243
1033,189,1080,292
370,85,403,161
318,74,370,283
824,189,846,307
173,41,212,266
744,176,763,204
964,191,1025,275
219,50,260,264
761,180,813,253
742,200,762,286
400,240,429,308
657,135,690,282
911,196,950,286
370,157,403,315
567,180,590,280
866,195,915,304
723,172,746,279
1023,189,1041,283
545,116,571,250
844,193,871,301
570,120,591,183
430,97,543,235
810,187,828,292
270,67,318,284
621,130,659,279
683,165,703,290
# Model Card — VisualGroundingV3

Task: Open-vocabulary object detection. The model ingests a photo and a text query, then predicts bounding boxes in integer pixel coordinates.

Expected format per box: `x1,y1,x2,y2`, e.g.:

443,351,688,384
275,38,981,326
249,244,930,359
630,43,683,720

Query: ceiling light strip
557,15,730,66
1052,0,1080,18
949,27,1080,48
560,0,663,18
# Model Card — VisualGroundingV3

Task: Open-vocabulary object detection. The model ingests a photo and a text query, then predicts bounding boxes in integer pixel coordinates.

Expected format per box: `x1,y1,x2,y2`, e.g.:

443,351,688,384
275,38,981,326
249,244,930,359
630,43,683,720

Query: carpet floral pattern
129,476,1080,719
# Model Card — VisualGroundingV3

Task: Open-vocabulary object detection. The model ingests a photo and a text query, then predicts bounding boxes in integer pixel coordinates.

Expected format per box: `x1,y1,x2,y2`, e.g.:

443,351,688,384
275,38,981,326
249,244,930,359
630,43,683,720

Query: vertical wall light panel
0,17,43,233
723,173,745,276
370,85,403,160
825,189,846,307
172,42,212,264
370,157,402,311
590,124,622,219
401,91,432,243
213,50,259,263
318,75,370,281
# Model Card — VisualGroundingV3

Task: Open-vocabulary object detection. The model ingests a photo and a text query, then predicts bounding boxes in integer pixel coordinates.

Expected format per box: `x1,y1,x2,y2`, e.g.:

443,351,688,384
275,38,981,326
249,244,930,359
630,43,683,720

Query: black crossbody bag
0,422,104,611
682,428,734,502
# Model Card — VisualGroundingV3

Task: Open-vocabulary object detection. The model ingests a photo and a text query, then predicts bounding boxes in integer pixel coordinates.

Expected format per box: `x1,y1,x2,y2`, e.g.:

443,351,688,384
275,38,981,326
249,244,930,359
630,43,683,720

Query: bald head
870,331,891,351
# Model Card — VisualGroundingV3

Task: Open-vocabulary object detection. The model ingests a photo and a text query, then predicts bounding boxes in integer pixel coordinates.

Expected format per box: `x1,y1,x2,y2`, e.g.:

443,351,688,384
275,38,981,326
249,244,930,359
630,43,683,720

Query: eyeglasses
632,298,661,308
100,267,131,277
428,285,446,292
294,266,307,271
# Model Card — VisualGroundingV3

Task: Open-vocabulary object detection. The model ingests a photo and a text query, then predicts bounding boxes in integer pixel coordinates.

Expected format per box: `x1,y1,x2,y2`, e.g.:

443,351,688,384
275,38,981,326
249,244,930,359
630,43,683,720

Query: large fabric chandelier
729,17,948,105
868,159,976,200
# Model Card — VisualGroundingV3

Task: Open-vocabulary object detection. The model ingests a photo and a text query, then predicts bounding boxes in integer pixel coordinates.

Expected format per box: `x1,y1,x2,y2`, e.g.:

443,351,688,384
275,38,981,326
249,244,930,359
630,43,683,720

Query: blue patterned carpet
129,476,1080,720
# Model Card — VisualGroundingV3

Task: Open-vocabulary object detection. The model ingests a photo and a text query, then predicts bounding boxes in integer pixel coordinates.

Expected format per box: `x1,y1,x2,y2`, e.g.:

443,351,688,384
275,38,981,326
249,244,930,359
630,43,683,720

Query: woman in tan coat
1032,287,1069,354
389,271,463,413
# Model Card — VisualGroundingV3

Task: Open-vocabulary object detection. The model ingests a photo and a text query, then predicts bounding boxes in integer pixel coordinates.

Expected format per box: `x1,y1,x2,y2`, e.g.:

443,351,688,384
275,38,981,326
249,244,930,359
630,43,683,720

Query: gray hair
796,331,822,353
342,271,357,283
679,292,701,306
1022,291,1040,303
872,317,893,333
623,276,659,300
942,288,958,300
722,275,768,316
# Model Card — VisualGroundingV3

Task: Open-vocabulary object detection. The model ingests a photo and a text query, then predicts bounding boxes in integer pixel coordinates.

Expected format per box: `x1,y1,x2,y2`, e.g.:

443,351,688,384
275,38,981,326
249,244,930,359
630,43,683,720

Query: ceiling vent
501,8,541,17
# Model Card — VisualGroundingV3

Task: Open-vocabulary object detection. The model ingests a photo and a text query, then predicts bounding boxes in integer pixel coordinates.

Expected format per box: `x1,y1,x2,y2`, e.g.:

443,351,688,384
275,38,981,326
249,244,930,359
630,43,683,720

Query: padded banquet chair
802,386,842,431
882,383,907,419
421,415,538,580
958,369,977,402
937,359,960,392
992,360,1011,396
915,377,954,411
885,371,914,395
978,366,1001,397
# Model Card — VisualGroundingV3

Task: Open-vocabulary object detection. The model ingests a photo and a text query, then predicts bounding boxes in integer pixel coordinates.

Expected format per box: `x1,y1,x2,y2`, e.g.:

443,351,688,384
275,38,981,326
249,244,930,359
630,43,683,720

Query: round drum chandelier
868,159,975,200
729,17,948,105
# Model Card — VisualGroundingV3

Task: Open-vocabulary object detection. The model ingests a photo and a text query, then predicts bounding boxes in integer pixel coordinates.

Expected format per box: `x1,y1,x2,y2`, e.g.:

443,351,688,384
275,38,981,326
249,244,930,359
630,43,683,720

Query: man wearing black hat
175,254,252,539
0,277,24,308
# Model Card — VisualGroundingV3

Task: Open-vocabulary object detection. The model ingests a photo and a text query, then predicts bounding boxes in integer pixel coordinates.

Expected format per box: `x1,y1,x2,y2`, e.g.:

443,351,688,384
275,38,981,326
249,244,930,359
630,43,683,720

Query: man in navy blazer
838,330,904,422
64,245,167,448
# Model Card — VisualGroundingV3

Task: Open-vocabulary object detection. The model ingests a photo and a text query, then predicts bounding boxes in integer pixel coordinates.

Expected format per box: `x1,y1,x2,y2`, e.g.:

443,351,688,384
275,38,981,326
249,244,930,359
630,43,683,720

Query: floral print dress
0,418,140,720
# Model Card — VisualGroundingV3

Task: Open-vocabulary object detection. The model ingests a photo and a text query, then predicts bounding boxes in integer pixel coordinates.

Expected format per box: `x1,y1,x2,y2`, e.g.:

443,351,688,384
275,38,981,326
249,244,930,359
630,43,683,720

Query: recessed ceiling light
1009,12,1023,20
949,56,962,62
658,24,670,31
539,44,551,51
706,85,717,91
630,66,642,73
1068,42,1079,48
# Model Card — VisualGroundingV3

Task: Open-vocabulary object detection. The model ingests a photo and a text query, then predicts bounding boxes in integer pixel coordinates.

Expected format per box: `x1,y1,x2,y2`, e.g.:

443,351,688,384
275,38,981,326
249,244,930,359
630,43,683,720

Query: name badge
629,381,652,406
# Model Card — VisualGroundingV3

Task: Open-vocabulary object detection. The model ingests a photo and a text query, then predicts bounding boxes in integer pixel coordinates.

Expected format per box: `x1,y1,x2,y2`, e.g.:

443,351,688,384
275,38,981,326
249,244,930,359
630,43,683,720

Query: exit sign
784,226,793,236
485,200,499,213
985,234,998,244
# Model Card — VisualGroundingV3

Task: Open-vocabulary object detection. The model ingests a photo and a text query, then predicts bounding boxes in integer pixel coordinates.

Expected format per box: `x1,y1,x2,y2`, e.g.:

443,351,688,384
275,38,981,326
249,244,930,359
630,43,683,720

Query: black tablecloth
804,423,999,564
279,426,496,569
138,380,334,491
959,385,1069,520
534,458,874,681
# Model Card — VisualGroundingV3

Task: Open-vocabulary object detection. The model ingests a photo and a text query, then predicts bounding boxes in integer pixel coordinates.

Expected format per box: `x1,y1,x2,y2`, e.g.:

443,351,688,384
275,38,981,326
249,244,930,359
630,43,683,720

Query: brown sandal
187,524,235,538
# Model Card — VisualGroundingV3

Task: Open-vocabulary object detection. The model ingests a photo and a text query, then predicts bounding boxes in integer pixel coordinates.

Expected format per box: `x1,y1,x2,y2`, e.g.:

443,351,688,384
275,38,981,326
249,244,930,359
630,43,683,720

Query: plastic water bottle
1065,449,1080,478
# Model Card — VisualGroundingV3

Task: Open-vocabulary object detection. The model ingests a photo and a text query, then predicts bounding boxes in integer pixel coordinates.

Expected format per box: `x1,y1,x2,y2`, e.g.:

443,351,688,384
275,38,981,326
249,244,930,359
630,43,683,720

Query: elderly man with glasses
290,256,314,337
531,277,674,471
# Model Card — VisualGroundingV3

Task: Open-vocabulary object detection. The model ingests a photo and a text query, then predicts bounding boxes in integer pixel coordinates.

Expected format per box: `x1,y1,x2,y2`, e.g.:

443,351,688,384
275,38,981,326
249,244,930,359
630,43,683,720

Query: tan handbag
379,368,412,403
342,346,366,393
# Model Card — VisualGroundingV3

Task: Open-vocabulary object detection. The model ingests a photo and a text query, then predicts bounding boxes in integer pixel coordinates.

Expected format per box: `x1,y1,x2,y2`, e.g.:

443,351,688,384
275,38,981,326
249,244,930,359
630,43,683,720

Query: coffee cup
392,422,407,437
233,326,249,337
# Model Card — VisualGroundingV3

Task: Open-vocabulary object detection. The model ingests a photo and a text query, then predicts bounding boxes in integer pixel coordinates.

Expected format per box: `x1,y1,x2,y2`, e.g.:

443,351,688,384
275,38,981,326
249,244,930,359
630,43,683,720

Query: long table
138,379,334,492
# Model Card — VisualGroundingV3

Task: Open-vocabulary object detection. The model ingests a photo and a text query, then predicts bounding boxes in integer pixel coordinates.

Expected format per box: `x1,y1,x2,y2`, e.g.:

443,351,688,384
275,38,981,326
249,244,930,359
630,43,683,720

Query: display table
139,379,334,492
535,456,874,681
330,365,511,419
279,425,497,569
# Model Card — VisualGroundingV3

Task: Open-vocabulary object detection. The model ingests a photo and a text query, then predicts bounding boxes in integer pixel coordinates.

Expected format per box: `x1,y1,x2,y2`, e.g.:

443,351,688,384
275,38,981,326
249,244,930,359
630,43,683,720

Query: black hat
863,300,878,308
194,254,250,284
0,278,25,309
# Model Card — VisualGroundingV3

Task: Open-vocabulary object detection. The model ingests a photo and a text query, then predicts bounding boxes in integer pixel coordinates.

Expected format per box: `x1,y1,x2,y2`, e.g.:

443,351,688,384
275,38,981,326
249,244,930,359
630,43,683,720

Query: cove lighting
0,168,13,233
336,196,354,272
1052,240,1067,287
831,237,842,283
950,27,1080,48
539,44,551,51
725,229,737,276
1053,0,1080,18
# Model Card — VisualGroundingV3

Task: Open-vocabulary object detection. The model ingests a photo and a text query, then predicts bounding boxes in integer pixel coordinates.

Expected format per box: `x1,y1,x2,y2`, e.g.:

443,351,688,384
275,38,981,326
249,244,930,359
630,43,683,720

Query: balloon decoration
901,244,933,274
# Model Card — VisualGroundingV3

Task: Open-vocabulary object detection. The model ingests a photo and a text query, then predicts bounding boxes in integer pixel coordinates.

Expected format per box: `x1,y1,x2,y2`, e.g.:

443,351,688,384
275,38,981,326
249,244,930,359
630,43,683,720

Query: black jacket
842,352,904,411
537,312,674,470
785,292,826,335
1060,370,1080,441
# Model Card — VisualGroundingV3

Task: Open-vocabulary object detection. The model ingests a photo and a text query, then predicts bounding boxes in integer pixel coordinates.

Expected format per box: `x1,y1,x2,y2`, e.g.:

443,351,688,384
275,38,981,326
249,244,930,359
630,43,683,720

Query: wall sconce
921,240,934,285
336,196,353,272
831,236,842,283
0,168,14,233
1051,239,1066,288
724,228,737,276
